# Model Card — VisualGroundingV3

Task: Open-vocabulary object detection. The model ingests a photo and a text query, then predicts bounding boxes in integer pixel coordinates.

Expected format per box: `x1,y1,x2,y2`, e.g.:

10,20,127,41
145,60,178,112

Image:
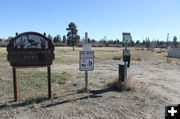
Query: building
168,47,180,58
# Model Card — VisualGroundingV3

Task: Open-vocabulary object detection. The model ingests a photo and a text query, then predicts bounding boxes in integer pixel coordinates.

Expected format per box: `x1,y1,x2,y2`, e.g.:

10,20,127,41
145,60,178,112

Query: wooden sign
7,32,54,67
6,32,55,102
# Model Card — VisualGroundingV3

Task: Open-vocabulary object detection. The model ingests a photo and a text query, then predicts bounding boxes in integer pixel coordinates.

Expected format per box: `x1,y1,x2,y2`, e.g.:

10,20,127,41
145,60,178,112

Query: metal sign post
85,70,88,90
119,33,131,82
79,32,94,91
85,32,89,90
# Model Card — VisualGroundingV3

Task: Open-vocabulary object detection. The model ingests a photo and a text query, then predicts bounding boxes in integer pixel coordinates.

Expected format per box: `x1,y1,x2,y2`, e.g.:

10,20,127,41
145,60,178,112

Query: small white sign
79,51,94,71
82,44,92,51
122,33,132,43
168,46,171,51
123,49,130,56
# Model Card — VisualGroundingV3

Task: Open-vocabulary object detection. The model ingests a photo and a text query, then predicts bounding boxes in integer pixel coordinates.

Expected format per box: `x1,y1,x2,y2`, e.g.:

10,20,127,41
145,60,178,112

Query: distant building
168,47,180,58
0,41,8,47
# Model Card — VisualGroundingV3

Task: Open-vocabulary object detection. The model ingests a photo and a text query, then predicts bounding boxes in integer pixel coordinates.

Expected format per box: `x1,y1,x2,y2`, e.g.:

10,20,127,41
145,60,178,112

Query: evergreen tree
173,36,178,48
48,34,53,42
53,35,61,43
130,40,135,47
145,37,150,48
5,37,13,42
62,35,67,43
135,40,140,46
66,22,80,51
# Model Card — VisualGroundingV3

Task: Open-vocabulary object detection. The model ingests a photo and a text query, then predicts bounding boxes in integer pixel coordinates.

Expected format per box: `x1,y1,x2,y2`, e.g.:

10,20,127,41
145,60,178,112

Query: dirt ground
0,47,180,119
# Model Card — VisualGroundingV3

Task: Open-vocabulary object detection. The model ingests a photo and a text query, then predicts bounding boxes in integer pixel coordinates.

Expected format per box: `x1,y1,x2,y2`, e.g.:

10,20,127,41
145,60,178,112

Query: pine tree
66,22,80,51
173,36,178,48
62,35,67,43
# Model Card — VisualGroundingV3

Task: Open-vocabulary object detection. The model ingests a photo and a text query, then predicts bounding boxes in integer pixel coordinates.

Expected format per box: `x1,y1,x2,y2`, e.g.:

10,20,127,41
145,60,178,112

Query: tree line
47,22,180,49
0,22,179,50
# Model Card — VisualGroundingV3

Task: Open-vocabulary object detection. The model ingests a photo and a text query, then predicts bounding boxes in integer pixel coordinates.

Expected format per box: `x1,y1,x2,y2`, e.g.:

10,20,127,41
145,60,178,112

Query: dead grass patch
132,57,142,61
157,49,166,54
135,48,145,51
113,55,122,60
157,51,164,53
124,75,136,91
134,95,145,102
0,48,6,54
167,58,172,63
107,76,135,91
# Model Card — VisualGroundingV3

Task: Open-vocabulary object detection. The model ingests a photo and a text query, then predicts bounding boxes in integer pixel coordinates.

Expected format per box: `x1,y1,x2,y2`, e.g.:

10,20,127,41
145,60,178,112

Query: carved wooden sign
7,32,54,67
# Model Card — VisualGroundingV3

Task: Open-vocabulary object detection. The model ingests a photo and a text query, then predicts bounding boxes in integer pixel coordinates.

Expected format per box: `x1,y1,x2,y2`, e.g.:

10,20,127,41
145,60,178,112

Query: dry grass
107,77,124,91
108,76,135,91
113,55,122,60
134,95,145,102
135,48,145,51
132,57,142,61
0,47,154,103
167,58,172,63
124,75,136,91
155,51,180,63
0,48,6,54
157,51,165,53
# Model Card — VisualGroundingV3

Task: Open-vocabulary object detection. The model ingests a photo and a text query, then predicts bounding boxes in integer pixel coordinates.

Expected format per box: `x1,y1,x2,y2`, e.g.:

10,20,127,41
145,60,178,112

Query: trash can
118,63,126,82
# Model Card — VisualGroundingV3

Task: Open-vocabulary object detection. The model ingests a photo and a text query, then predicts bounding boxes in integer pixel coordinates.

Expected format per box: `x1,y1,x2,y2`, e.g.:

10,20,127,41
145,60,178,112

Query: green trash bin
118,63,126,82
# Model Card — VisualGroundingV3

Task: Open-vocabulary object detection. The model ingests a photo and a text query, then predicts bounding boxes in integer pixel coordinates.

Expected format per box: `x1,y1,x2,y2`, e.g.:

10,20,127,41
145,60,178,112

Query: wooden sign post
47,66,52,98
7,32,54,101
12,67,17,102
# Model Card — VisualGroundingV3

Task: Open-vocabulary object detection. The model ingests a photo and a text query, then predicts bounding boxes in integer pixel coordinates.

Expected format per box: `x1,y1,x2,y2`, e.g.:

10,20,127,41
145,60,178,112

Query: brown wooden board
7,32,55,67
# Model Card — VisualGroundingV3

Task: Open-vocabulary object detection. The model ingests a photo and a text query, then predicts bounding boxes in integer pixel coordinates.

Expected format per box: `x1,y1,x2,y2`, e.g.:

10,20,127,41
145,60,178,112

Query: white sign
122,33,132,43
79,51,94,71
168,46,171,51
123,49,130,56
82,44,92,51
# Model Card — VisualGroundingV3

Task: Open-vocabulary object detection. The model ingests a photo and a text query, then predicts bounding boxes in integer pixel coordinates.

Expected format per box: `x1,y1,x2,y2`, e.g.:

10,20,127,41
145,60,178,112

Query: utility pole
167,33,169,48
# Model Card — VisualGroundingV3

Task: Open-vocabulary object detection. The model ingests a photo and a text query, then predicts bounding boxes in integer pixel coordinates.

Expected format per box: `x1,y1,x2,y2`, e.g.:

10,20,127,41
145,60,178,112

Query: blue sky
0,0,179,41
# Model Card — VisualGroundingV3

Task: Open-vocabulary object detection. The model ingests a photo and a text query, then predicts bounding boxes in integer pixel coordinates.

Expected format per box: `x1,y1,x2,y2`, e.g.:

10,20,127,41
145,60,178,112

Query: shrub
107,76,135,91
